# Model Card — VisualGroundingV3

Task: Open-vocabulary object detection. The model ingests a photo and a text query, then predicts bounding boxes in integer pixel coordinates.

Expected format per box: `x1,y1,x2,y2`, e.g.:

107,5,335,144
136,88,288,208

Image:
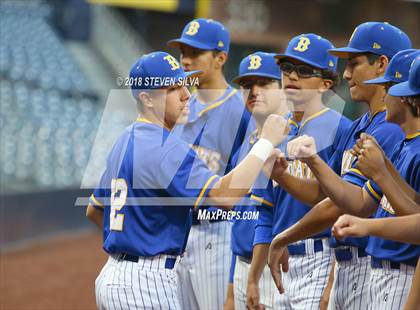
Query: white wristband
249,138,274,161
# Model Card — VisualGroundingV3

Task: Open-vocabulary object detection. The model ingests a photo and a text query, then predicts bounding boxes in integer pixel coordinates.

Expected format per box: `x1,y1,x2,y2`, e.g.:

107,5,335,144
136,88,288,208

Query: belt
371,257,418,269
334,247,367,262
119,254,177,270
238,256,252,264
288,239,323,256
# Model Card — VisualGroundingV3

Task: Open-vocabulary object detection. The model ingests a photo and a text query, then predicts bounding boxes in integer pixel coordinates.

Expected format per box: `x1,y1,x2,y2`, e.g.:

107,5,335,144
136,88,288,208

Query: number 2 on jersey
110,178,127,231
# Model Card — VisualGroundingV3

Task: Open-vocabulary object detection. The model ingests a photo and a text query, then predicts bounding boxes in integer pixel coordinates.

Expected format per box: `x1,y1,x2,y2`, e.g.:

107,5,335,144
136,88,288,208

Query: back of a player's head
167,18,230,54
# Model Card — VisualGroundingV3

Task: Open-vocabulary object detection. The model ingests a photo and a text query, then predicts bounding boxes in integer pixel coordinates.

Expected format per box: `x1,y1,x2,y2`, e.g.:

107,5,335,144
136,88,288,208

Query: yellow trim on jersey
194,175,219,209
370,107,386,119
299,108,330,130
406,132,420,140
136,117,153,124
198,89,238,117
348,168,364,176
250,194,274,207
288,118,299,128
91,194,104,209
366,180,381,202
136,117,171,131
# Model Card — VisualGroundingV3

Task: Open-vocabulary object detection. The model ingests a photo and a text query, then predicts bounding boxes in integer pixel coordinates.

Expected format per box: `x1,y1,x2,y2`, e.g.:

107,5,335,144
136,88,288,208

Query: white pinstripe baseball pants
177,221,232,310
276,238,333,310
367,260,415,310
327,248,370,310
95,255,181,310
233,256,277,310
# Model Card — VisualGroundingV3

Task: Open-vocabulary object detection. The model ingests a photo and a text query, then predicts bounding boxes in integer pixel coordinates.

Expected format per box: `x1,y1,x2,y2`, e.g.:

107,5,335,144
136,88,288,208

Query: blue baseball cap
365,49,420,85
232,52,281,84
167,18,230,53
275,33,338,71
389,56,420,97
329,22,412,59
129,51,201,97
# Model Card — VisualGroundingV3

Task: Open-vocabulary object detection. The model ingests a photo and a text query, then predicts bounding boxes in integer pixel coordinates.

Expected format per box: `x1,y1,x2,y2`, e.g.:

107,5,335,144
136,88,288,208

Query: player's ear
139,91,153,109
375,55,389,77
214,51,228,70
319,78,333,93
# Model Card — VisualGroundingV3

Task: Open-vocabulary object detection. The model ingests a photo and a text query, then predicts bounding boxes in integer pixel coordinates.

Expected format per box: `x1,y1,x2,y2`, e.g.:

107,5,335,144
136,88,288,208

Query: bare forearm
273,198,342,246
306,156,370,215
86,205,103,230
374,169,420,216
365,214,420,244
273,172,326,206
404,259,420,310
248,244,269,283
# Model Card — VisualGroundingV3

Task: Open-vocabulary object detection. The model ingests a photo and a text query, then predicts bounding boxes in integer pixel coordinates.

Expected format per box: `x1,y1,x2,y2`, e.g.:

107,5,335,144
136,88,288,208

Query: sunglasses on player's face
279,62,323,78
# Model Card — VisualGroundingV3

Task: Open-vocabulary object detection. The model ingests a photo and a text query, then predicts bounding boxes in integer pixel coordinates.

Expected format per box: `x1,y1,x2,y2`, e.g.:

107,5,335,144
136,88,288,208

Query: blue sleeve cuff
342,168,368,187
194,175,220,210
363,180,382,204
253,225,273,245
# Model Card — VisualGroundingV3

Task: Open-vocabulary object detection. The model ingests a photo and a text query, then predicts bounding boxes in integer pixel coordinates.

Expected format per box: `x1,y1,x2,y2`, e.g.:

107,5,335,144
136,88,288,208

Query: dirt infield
1,231,107,310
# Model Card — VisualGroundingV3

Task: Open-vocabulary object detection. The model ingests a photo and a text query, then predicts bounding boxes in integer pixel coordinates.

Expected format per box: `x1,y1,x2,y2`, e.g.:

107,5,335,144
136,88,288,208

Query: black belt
371,257,418,269
238,256,252,264
118,254,177,270
334,247,367,262
288,239,323,256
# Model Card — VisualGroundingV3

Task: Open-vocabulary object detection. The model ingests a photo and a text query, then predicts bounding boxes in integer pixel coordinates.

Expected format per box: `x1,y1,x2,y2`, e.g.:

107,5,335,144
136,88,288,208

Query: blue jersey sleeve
251,177,275,245
89,168,112,211
159,143,220,209
229,253,236,283
343,123,404,187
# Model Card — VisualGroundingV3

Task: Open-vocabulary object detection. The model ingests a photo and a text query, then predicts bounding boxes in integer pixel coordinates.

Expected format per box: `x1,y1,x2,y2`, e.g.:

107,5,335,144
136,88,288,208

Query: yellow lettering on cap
329,60,334,67
294,37,311,52
163,55,180,70
218,41,224,47
185,21,200,36
248,55,262,70
373,42,381,49
395,71,402,79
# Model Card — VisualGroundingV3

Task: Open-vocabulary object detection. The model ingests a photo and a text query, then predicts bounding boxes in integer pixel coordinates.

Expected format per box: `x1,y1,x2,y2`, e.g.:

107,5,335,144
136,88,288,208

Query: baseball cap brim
388,81,420,97
232,72,281,84
274,54,325,70
167,38,214,51
364,76,390,85
328,47,370,58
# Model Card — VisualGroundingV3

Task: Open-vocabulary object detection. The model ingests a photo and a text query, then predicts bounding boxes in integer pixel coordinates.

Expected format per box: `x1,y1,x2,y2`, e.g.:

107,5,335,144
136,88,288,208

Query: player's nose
181,86,191,100
343,66,352,81
181,56,192,69
288,70,299,80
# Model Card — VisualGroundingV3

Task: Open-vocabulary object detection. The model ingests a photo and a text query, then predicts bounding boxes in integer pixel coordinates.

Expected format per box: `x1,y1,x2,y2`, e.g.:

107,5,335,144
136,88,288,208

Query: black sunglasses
279,62,323,78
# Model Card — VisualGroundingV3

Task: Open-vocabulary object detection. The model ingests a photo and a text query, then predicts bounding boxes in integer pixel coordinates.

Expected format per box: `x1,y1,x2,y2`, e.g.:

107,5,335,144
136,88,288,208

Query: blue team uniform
252,108,351,246
230,119,298,259
363,132,420,267
178,85,253,176
328,110,405,249
89,118,219,257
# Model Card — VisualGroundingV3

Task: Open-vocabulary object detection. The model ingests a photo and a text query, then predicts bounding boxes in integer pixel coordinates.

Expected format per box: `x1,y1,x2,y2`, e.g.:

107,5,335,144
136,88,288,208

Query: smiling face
280,58,329,106
343,54,385,103
239,76,284,120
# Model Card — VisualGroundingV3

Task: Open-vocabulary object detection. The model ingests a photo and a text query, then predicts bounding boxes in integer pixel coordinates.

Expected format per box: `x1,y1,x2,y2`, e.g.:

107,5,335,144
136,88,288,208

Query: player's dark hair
404,95,420,117
365,52,387,65
321,69,340,102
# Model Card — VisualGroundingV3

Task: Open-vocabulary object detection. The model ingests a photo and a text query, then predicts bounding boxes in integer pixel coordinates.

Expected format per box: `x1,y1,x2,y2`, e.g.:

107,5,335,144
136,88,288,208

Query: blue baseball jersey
177,85,253,176
229,117,299,258
89,118,220,257
328,109,405,249
252,108,352,245
363,132,420,264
